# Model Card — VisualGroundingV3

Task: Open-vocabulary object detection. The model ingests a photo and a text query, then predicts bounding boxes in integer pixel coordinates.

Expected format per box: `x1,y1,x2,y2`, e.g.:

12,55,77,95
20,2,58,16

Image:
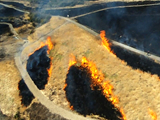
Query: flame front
81,57,118,104
100,30,116,57
81,56,103,84
46,36,53,52
29,36,53,56
68,53,77,68
149,109,157,120
47,57,53,80
70,105,74,110
81,56,126,120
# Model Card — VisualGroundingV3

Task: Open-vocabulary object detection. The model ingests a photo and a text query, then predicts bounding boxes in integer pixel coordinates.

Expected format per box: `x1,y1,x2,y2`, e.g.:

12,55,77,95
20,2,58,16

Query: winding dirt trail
0,22,24,41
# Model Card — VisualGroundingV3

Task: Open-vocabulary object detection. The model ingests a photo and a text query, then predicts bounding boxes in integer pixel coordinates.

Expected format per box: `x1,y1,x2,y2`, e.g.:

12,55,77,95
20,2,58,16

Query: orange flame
120,109,127,120
70,105,74,110
46,36,53,53
47,57,53,80
81,57,118,104
148,109,157,120
63,83,67,90
81,56,126,120
29,36,53,56
100,30,116,57
68,53,77,68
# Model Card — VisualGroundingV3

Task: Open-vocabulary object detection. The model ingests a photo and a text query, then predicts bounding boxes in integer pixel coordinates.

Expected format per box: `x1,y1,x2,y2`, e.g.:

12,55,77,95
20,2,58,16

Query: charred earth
64,65,123,120
18,46,51,106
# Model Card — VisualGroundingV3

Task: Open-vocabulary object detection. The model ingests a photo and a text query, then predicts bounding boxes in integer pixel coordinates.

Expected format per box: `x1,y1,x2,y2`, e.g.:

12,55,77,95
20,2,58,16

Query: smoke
18,46,51,106
64,65,123,120
75,1,160,56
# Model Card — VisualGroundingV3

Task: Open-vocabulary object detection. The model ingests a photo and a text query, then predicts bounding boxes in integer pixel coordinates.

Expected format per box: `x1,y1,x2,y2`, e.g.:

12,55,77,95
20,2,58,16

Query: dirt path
0,22,24,41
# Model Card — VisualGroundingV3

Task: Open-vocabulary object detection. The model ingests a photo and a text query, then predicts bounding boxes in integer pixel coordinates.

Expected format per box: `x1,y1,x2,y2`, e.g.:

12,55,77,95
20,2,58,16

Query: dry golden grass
0,60,21,116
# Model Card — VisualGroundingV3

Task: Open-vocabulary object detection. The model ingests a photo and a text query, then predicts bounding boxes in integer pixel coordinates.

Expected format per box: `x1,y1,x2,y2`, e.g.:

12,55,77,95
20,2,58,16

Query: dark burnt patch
18,46,51,107
64,65,123,120
24,102,68,120
0,5,24,17
112,45,160,76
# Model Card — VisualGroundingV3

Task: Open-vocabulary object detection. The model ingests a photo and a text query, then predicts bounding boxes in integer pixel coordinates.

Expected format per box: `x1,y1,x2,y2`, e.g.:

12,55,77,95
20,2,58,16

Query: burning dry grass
148,108,157,120
64,54,126,119
100,30,115,56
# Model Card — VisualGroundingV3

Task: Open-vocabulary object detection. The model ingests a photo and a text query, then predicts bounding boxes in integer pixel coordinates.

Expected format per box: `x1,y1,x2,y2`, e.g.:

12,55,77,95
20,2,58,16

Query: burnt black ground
18,46,51,106
75,1,160,56
24,102,68,120
18,79,34,107
0,24,11,35
0,4,24,17
65,65,123,120
0,1,31,11
112,45,160,76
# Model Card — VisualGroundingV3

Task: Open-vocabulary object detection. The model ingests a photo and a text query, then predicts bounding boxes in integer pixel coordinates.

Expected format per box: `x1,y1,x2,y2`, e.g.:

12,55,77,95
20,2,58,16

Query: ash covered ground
65,65,123,120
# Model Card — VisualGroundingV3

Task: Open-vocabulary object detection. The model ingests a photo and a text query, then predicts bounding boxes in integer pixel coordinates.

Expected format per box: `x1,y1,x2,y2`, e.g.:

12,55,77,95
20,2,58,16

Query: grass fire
64,54,126,120
149,109,157,120
100,30,116,57
18,37,53,106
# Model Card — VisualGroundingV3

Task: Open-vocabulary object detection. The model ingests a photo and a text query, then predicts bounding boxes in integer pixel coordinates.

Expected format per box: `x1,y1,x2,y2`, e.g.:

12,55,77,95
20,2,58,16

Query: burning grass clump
64,56,125,120
18,37,53,107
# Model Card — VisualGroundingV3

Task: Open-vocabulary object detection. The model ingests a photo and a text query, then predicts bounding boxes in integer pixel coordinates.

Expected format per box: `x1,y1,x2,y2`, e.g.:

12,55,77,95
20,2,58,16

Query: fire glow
149,109,157,120
29,36,53,56
66,54,126,120
100,30,116,57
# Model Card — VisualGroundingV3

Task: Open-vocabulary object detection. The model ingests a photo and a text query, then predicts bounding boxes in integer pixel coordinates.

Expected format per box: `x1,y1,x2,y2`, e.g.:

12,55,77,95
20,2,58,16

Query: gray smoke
75,1,160,56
